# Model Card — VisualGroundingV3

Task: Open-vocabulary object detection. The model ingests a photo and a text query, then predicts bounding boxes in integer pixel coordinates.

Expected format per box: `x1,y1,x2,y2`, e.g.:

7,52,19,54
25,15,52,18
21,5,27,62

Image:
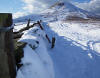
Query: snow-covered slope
16,26,55,78
14,15,100,78
14,1,100,78
14,1,100,23
42,21,100,78
13,14,41,23
41,1,100,21
14,18,100,78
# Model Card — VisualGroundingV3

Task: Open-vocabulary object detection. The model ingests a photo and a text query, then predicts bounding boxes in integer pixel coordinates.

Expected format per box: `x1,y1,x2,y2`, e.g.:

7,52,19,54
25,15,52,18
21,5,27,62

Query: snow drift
16,26,55,78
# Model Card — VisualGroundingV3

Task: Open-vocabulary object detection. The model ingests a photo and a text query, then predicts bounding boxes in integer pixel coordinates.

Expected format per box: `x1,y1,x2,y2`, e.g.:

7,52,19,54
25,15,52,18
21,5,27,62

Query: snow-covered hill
14,1,100,23
14,1,100,78
41,1,100,21
15,19,100,78
45,21,100,78
16,24,55,78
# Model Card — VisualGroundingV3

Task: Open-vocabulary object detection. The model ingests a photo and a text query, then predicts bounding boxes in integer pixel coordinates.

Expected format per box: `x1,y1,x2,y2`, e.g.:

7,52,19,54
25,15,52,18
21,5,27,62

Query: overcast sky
0,0,99,18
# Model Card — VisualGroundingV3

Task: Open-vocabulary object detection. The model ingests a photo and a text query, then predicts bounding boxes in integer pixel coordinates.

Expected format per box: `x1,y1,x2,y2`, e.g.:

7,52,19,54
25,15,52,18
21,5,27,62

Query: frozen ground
14,20,100,78
43,21,100,78
14,1,100,78
16,26,55,78
47,21,100,55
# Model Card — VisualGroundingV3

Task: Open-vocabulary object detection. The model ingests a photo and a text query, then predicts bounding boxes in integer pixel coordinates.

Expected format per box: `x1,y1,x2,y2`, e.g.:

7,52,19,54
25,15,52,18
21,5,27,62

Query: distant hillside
41,1,100,21
14,1,100,23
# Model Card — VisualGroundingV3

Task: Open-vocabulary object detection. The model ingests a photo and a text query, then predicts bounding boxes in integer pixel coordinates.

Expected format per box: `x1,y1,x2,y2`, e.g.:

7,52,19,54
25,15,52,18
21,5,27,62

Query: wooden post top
0,13,12,27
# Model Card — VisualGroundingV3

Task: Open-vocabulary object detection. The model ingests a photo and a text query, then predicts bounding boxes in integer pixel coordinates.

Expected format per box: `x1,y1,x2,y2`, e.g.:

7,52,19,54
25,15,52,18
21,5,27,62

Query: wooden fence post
0,13,16,78
27,19,30,27
51,37,56,48
37,21,51,43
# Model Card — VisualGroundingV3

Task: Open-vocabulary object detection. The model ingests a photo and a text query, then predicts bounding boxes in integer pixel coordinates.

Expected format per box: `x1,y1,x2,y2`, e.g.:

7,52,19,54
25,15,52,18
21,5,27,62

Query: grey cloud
22,0,71,13
74,0,100,15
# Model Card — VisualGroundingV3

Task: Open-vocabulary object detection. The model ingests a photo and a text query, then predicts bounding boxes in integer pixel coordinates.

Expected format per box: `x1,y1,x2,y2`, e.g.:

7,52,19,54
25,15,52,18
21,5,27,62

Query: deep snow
43,21,100,78
16,27,55,78
14,1,100,78
15,20,100,78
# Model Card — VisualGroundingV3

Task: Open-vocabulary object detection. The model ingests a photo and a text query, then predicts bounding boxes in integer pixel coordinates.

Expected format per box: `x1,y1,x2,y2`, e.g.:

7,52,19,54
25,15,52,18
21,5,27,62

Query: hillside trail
42,22,100,78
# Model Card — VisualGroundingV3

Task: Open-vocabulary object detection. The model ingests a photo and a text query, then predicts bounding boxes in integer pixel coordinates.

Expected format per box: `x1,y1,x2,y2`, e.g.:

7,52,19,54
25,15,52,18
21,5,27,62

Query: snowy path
43,21,100,78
